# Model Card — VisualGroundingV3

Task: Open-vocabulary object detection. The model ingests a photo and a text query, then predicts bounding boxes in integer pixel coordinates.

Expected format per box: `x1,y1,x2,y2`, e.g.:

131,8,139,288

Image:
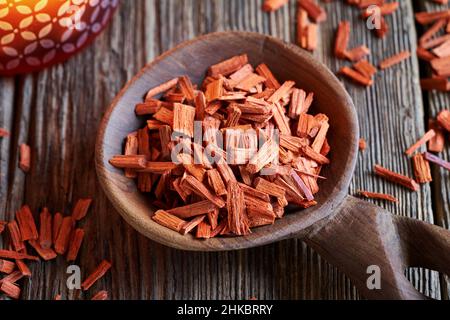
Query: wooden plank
417,0,450,300
318,0,440,299
129,0,349,301
7,0,154,300
0,78,15,218
0,0,442,300
171,0,356,300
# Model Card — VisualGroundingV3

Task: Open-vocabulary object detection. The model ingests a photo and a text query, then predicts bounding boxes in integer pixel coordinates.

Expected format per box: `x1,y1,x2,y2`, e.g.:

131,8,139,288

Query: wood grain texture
0,0,446,299
417,0,450,300
318,0,440,299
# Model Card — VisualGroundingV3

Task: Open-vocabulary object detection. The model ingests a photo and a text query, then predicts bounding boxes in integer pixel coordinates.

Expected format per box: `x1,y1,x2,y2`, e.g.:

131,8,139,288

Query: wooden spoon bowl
95,31,359,251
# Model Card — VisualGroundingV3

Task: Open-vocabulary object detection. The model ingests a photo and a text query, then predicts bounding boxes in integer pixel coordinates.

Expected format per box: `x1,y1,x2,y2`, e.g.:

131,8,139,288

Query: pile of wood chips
0,200,111,300
110,54,331,238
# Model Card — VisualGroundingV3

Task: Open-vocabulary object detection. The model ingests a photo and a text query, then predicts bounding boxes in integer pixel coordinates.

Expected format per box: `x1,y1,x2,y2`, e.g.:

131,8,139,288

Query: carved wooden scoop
95,31,450,300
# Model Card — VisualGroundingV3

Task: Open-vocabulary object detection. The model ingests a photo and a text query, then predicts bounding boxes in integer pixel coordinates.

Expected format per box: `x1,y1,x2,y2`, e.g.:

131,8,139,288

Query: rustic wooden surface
0,0,448,300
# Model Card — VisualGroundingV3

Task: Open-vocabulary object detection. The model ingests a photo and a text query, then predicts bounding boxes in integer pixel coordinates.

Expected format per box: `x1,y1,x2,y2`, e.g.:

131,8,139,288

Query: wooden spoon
96,31,450,300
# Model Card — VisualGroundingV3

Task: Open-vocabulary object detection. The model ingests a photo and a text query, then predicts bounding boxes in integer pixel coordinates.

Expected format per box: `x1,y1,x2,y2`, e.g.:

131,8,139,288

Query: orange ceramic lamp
0,0,119,76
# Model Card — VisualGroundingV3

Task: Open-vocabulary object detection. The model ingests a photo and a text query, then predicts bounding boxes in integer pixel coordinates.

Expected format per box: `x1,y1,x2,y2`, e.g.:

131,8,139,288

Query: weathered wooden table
0,0,449,300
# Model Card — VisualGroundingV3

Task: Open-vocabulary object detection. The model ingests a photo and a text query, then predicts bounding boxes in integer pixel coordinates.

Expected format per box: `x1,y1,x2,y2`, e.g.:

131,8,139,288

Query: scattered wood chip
207,169,227,196
16,205,38,241
344,45,370,62
0,281,20,299
28,240,57,261
145,78,179,101
254,177,286,199
298,0,327,23
405,129,436,156
54,217,74,255
153,107,174,126
417,47,436,61
415,9,450,25
184,175,226,208
255,63,281,89
173,103,196,137
167,200,216,219
0,250,39,261
379,51,411,70
353,59,377,78
16,260,31,277
356,0,384,9
339,66,373,86
432,39,450,58
357,190,398,203
0,259,15,274
374,164,419,191
72,198,93,221
19,143,30,173
374,16,389,39
109,155,147,169
180,215,206,235
247,208,276,228
7,221,24,252
91,290,109,300
152,210,186,232
0,271,23,285
296,8,309,49
428,120,445,153
178,76,196,102
208,54,248,77
196,221,212,239
424,152,450,171
334,21,350,59
0,128,9,137
437,109,450,132
306,23,318,51
81,260,112,291
412,153,432,184
136,100,168,116
66,228,85,262
358,138,367,151
425,35,450,51
262,0,289,12
420,18,448,45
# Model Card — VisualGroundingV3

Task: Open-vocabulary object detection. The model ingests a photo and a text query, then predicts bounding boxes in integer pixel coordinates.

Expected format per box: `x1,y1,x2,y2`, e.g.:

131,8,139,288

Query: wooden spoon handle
304,196,450,300
393,214,450,276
